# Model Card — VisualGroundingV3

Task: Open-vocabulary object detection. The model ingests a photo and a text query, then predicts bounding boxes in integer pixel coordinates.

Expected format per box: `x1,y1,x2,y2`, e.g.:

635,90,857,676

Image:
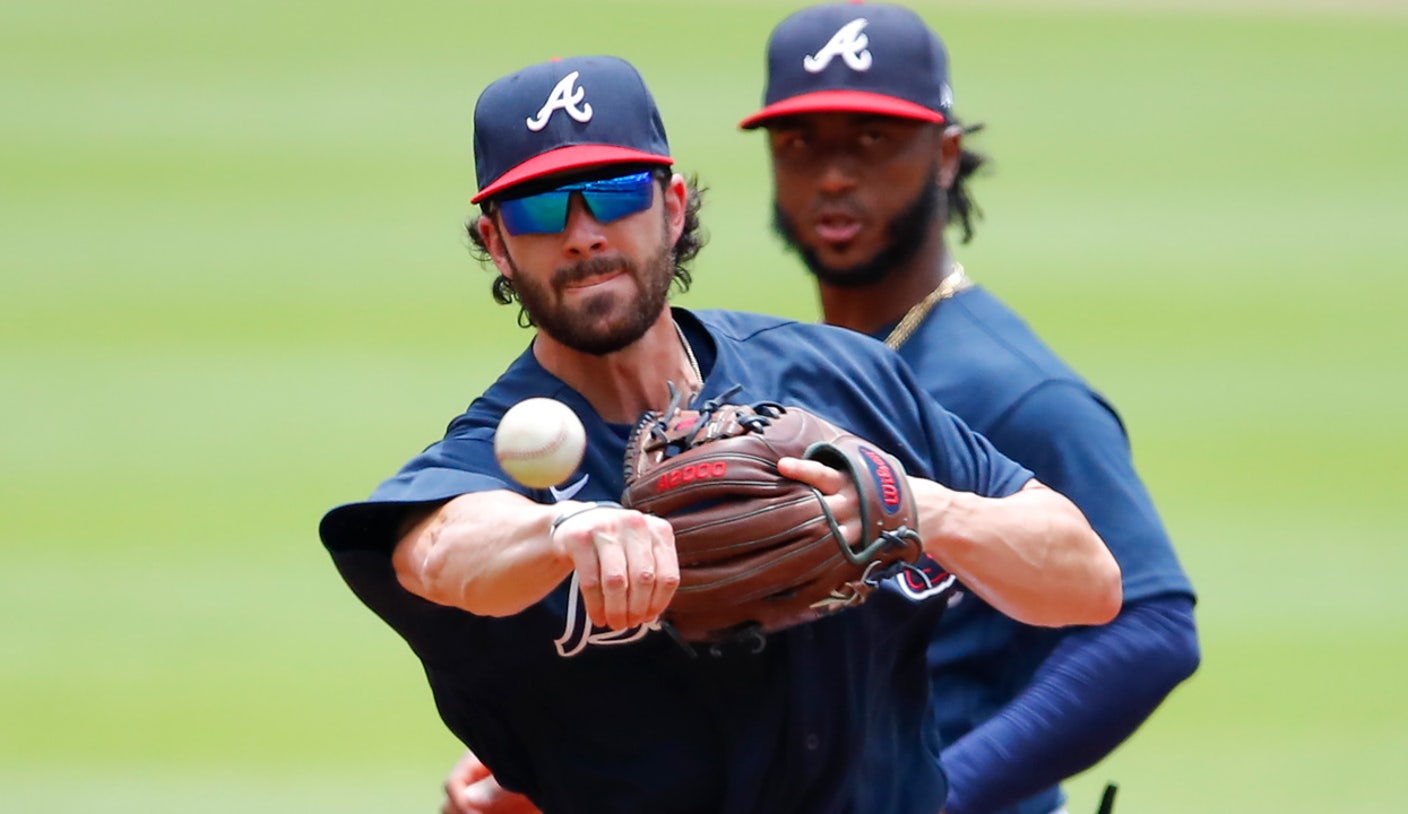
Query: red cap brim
472,145,673,203
739,90,946,130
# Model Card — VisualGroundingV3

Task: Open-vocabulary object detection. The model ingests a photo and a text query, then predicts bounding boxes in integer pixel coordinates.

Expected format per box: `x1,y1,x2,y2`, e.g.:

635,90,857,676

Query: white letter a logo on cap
526,71,593,132
804,18,872,73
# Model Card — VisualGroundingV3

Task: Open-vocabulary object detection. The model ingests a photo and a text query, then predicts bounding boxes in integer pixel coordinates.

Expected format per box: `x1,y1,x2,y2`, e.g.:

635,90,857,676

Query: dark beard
509,233,675,356
772,179,942,289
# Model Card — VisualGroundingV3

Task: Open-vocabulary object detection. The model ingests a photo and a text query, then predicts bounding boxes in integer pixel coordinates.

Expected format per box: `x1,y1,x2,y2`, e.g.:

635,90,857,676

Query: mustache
553,255,634,287
809,200,866,222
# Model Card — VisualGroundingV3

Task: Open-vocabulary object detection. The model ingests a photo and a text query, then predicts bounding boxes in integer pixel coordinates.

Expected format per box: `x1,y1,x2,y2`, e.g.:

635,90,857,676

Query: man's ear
938,125,963,190
476,212,515,278
663,173,688,246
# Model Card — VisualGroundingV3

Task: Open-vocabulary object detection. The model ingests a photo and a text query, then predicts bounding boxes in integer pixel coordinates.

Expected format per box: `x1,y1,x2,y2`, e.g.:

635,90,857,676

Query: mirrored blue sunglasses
496,171,657,236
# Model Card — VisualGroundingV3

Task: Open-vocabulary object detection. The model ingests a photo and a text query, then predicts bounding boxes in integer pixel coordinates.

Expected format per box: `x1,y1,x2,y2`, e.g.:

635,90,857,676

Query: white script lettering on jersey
553,572,658,657
803,18,872,73
525,71,593,132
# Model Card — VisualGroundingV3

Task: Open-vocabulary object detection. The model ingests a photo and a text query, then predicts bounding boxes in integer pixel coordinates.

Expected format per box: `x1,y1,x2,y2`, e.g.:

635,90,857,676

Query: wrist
548,500,625,542
912,477,962,561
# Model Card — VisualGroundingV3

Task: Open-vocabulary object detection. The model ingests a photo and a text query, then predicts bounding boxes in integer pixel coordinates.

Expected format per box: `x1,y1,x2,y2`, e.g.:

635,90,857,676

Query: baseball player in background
441,4,1198,814
753,4,1201,812
324,53,1121,814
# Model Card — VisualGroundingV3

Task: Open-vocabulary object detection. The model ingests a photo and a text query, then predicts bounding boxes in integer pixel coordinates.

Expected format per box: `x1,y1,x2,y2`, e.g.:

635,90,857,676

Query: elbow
389,495,546,618
392,521,486,613
1047,487,1122,626
1176,621,1202,684
1088,554,1123,626
1063,520,1123,627
1147,595,1202,687
1019,560,1120,628
1162,632,1202,693
1099,595,1202,699
1046,564,1120,628
392,535,455,606
412,543,459,605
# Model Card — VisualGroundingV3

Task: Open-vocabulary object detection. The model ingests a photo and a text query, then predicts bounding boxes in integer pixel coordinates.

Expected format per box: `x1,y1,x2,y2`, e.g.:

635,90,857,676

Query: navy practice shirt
321,308,1033,814
886,287,1196,814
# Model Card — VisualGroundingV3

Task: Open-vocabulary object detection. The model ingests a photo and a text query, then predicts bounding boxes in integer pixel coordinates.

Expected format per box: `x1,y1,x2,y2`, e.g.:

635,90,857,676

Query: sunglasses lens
497,191,570,236
581,172,655,224
495,171,656,236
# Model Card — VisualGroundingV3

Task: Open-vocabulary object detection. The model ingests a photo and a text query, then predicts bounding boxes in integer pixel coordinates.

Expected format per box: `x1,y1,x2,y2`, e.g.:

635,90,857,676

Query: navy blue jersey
321,308,1033,814
886,287,1196,814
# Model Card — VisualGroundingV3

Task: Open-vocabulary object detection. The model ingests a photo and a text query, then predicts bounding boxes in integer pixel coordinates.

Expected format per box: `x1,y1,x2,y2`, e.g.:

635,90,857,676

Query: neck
532,309,699,424
816,227,951,336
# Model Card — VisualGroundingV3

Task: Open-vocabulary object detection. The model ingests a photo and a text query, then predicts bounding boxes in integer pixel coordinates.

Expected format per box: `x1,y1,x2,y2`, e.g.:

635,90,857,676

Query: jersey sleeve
319,427,519,556
893,359,1034,500
317,425,532,675
986,381,1195,602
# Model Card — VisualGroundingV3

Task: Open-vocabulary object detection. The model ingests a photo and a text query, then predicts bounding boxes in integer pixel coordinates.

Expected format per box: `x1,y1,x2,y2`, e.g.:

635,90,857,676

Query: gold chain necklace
882,262,970,350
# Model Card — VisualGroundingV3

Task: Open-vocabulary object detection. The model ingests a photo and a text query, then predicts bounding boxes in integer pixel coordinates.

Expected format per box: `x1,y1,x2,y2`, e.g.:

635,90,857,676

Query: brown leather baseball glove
622,387,924,647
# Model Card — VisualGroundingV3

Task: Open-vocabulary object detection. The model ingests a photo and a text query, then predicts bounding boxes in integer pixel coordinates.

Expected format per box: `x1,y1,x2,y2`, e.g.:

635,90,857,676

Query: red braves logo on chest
657,461,727,491
859,446,902,514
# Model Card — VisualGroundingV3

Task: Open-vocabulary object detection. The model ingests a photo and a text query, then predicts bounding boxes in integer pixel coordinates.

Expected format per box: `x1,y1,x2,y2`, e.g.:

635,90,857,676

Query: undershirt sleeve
939,595,1201,814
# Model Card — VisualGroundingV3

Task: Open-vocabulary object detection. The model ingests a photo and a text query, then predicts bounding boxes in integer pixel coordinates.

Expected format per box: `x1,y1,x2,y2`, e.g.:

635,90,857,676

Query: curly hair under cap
465,168,707,327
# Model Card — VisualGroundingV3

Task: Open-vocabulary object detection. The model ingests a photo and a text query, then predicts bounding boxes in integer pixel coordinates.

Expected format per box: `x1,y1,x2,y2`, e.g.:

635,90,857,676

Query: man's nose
816,153,860,195
560,193,608,256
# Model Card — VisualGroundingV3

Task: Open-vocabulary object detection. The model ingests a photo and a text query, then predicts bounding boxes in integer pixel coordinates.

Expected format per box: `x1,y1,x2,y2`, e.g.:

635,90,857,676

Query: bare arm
914,478,1121,627
392,490,678,630
778,460,1121,627
392,491,572,617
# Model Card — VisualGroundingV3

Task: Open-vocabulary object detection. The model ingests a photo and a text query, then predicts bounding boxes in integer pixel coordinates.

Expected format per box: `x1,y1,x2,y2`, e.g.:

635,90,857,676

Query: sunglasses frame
495,170,659,236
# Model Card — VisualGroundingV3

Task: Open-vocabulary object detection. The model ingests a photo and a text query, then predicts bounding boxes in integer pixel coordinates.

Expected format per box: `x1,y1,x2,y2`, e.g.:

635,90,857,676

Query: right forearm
392,491,573,616
915,479,1121,627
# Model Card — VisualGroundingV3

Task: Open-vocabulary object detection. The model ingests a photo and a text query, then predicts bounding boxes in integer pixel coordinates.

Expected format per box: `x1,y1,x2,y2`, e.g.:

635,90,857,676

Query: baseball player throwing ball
320,53,1119,813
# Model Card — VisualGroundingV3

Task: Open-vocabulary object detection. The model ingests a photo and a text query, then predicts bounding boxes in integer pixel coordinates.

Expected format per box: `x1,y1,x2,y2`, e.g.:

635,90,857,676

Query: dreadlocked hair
947,121,989,245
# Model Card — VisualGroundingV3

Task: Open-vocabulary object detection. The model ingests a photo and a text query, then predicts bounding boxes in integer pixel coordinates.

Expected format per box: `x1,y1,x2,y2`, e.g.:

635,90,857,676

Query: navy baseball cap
471,55,673,203
740,2,953,130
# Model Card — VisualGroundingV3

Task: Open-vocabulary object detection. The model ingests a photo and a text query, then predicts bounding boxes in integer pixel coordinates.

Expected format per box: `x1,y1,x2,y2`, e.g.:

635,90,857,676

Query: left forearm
916,479,1121,627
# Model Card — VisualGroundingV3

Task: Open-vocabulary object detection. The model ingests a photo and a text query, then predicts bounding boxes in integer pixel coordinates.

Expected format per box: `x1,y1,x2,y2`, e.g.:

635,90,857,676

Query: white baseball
493,398,587,489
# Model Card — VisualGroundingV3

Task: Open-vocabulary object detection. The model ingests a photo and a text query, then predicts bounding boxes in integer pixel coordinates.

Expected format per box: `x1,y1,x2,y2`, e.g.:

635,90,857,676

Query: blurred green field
3,0,1406,811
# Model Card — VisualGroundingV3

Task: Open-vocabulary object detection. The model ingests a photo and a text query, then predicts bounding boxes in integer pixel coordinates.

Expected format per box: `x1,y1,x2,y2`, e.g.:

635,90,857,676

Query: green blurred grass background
3,0,1405,811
